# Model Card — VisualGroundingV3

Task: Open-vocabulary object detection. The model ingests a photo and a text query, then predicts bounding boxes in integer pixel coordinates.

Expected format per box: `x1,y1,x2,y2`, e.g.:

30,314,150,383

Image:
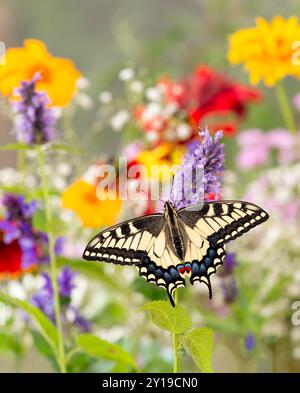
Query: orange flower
61,179,122,228
0,39,81,106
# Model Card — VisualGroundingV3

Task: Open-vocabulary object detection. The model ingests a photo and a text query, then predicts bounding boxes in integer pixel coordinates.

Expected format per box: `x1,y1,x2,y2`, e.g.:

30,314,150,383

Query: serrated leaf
183,328,214,373
0,291,58,356
140,300,191,334
77,333,137,369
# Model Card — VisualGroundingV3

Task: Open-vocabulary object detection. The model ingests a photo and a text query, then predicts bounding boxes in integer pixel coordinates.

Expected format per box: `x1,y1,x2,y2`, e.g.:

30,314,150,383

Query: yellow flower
0,39,81,106
61,179,122,228
227,16,300,86
137,143,185,182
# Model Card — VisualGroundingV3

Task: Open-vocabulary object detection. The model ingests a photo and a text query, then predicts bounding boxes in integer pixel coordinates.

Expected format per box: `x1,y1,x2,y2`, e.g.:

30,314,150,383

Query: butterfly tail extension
138,257,186,307
189,246,226,299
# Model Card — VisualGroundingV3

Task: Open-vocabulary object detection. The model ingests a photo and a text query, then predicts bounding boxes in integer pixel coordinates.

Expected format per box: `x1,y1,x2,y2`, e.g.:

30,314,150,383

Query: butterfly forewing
83,214,164,265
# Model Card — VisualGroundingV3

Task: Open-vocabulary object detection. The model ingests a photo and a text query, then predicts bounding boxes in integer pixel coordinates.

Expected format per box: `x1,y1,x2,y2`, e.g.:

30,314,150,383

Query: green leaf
140,300,191,334
77,333,137,369
48,142,80,155
0,332,21,354
183,328,214,373
0,291,58,356
0,143,34,151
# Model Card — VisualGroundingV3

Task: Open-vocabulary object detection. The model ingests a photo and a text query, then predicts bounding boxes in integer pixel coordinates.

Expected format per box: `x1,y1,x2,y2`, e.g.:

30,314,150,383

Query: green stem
173,290,180,373
275,82,297,133
36,145,66,373
17,150,26,187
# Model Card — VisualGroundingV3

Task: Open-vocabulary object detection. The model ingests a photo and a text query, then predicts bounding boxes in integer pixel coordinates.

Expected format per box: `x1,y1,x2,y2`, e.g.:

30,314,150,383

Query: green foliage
182,328,214,373
76,333,137,370
140,300,191,334
0,292,59,358
0,332,22,354
140,300,214,372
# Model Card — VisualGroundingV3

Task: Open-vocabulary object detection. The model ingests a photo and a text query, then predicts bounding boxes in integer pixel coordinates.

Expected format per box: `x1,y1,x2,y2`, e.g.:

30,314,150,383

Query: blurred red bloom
0,237,23,278
180,65,262,134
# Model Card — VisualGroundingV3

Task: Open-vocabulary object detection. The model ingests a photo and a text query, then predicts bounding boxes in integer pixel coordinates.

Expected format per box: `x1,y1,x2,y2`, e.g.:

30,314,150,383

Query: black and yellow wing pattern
83,200,269,306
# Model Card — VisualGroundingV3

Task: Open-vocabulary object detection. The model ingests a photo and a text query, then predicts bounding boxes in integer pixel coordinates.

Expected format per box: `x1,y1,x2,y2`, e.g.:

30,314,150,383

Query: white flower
57,162,72,177
118,68,135,81
142,102,161,121
145,130,159,144
51,176,66,191
76,93,93,110
82,165,102,184
76,77,90,89
52,107,63,119
145,87,162,102
98,91,112,104
163,103,178,117
129,80,144,93
110,110,130,132
7,281,26,301
24,175,37,188
0,167,20,186
176,123,192,140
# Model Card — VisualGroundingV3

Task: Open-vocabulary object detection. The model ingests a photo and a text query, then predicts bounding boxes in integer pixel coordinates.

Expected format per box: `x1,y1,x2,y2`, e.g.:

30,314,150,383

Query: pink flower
293,93,300,112
237,129,269,169
237,128,300,170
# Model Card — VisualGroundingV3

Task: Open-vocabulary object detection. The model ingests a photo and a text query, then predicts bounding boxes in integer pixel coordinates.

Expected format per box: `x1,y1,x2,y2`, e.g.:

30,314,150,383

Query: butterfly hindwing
138,237,186,307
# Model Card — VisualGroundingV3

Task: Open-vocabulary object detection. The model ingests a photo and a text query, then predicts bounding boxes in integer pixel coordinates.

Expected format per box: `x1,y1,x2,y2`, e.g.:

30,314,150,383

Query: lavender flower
169,128,224,209
32,267,91,332
58,267,77,298
0,193,62,270
245,331,255,352
2,194,36,222
12,74,56,145
219,253,238,303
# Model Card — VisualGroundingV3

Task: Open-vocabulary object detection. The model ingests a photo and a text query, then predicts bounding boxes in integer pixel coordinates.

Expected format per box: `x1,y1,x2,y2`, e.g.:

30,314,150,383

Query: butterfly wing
83,214,164,265
178,200,269,295
83,214,185,305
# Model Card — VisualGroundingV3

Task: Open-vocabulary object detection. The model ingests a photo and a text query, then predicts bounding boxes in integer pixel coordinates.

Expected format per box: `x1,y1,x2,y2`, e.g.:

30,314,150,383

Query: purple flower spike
245,332,255,352
58,267,77,298
169,128,224,209
31,267,91,332
12,74,57,145
223,252,236,275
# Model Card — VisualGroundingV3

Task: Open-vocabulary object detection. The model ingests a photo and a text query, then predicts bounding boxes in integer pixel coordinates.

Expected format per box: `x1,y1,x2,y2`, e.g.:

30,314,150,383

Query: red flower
181,65,261,134
0,237,23,279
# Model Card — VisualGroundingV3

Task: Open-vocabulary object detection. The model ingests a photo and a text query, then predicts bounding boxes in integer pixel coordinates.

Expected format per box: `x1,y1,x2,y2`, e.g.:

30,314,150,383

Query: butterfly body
83,200,269,306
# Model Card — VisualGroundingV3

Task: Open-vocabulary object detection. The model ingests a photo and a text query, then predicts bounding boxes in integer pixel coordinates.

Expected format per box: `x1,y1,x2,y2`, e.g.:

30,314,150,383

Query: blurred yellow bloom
137,143,185,181
227,16,300,86
61,179,122,228
0,39,81,106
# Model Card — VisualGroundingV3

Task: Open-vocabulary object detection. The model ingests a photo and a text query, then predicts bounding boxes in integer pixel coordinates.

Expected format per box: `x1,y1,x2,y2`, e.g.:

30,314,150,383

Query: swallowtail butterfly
83,200,269,306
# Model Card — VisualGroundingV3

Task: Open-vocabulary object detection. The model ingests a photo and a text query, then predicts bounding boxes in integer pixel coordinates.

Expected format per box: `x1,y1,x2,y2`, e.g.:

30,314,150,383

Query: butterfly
82,200,269,306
